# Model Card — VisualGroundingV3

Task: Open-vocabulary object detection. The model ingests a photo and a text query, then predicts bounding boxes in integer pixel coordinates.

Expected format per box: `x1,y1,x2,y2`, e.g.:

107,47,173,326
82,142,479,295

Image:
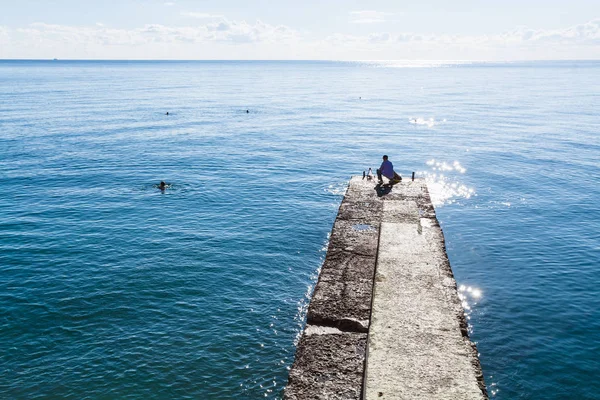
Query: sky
0,0,599,60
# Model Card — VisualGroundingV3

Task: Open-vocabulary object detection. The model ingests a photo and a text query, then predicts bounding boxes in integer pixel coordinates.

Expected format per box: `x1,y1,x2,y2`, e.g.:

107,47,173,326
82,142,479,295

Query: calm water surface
1,60,599,399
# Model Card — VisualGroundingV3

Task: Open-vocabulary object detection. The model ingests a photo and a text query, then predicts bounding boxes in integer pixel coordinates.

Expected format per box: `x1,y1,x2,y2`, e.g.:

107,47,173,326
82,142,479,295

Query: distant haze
0,0,599,60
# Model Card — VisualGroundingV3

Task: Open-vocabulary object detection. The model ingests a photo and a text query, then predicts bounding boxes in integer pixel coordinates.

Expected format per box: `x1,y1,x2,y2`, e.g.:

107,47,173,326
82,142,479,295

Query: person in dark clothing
377,155,402,184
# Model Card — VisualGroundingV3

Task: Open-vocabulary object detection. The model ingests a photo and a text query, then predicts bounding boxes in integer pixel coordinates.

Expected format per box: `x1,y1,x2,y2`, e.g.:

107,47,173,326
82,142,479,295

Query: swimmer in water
158,181,167,190
246,109,249,113
166,112,169,115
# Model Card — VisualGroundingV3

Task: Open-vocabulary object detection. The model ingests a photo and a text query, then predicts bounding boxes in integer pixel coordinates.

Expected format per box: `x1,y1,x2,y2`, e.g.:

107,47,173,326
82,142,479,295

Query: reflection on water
427,159,466,173
457,284,496,396
458,284,483,329
2,60,598,399
358,60,476,68
423,159,474,207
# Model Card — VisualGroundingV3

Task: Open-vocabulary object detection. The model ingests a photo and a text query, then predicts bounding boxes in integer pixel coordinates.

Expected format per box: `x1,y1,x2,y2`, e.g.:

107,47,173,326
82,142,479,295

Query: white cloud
369,32,392,43
325,19,600,52
0,19,598,60
349,10,392,24
181,11,224,19
0,25,9,44
164,2,175,6
4,19,299,51
500,18,600,44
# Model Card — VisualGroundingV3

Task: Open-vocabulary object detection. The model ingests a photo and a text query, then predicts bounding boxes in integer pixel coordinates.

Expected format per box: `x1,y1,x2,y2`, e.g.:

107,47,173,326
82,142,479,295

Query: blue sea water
0,60,599,399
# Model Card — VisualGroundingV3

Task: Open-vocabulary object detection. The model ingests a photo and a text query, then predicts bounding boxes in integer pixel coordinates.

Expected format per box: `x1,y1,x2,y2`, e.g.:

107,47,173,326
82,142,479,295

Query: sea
0,60,598,399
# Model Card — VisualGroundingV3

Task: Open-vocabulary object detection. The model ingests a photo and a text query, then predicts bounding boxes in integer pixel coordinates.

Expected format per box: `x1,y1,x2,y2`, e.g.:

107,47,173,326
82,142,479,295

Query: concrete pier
284,177,487,400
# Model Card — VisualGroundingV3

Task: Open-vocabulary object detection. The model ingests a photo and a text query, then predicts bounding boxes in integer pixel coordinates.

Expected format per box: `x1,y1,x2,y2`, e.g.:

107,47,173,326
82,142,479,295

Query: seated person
377,155,402,184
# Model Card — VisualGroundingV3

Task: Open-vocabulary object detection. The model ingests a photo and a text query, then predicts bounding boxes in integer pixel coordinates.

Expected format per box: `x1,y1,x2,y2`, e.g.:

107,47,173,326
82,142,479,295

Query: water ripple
1,60,599,399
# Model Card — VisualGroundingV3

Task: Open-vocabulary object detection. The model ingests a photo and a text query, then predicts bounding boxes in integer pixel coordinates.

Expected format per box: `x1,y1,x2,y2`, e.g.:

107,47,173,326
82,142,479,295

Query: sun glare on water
423,159,474,207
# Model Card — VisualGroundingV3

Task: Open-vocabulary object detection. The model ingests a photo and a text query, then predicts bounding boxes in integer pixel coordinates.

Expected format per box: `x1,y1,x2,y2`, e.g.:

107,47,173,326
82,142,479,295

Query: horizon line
1,58,600,62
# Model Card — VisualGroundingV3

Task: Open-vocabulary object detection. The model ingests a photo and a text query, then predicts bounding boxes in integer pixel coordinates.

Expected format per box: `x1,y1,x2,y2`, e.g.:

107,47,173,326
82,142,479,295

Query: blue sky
1,0,599,60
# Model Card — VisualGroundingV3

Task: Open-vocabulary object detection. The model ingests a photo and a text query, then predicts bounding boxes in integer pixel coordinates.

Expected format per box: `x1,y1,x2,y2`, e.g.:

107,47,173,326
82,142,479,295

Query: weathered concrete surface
285,331,367,400
284,176,486,400
364,199,486,399
306,179,382,329
284,177,384,399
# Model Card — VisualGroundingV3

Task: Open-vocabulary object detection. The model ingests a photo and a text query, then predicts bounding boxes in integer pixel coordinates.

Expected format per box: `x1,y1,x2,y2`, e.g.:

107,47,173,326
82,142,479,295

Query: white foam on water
325,181,348,196
292,234,329,346
410,117,441,127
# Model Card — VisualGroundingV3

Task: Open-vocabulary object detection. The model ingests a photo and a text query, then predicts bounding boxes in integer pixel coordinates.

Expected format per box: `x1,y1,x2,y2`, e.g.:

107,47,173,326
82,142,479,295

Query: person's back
377,155,402,184
380,159,394,179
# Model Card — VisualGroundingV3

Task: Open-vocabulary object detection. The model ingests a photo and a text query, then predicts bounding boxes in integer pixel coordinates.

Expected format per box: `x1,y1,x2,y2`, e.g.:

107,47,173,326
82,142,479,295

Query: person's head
160,181,166,187
383,155,388,161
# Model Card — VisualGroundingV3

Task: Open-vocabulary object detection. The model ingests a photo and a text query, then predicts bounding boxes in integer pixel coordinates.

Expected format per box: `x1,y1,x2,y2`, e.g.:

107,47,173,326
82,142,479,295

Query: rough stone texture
364,199,487,400
308,249,376,325
306,178,383,328
285,176,486,400
285,177,386,400
284,331,367,400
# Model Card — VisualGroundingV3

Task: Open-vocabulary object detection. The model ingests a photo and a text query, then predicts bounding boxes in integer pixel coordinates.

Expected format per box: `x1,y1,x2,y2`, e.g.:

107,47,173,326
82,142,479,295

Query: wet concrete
284,177,486,400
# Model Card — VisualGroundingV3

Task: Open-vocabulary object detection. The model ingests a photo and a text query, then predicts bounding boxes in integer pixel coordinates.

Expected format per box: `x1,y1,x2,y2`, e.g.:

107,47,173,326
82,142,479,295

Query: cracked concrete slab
364,201,486,400
285,177,486,400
